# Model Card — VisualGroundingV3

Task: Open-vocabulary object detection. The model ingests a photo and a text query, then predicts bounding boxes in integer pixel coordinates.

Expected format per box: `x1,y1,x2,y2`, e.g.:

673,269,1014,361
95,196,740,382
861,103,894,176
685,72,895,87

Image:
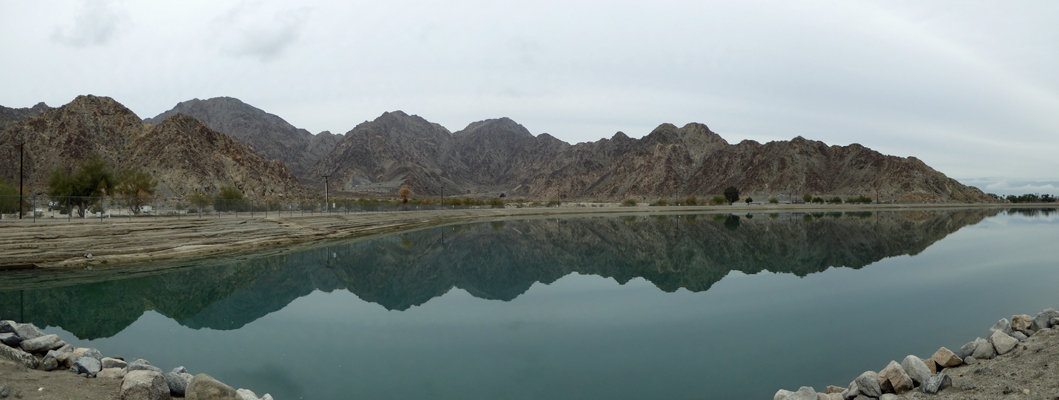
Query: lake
2,208,1057,399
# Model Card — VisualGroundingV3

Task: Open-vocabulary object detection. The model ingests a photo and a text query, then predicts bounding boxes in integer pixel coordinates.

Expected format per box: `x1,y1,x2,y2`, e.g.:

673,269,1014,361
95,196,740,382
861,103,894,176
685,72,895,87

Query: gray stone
74,356,102,376
878,360,914,393
120,370,170,400
102,357,127,369
40,350,64,372
1032,309,1059,330
164,372,190,397
97,367,127,379
1012,331,1028,341
172,366,188,374
260,395,273,400
854,371,882,398
0,384,8,398
971,337,995,359
19,334,64,353
880,394,899,400
825,385,844,394
0,342,39,369
989,318,1013,337
1011,314,1035,335
852,395,872,400
786,386,817,400
128,359,163,373
236,388,261,400
13,323,43,340
842,381,858,400
186,373,238,400
0,332,21,348
901,355,931,386
923,373,952,394
955,340,977,359
82,348,103,362
990,330,1018,355
963,355,978,365
775,389,793,400
0,320,16,333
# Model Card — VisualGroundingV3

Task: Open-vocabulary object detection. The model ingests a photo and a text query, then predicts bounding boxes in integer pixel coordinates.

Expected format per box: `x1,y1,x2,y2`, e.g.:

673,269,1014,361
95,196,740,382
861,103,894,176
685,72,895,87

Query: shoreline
0,202,1047,272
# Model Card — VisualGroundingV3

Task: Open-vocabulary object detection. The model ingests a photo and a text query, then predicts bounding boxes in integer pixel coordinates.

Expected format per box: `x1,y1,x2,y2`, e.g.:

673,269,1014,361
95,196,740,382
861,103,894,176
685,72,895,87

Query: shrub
811,197,825,204
744,197,753,204
710,196,728,205
684,196,698,206
827,197,843,204
769,198,779,204
650,199,668,206
621,199,638,207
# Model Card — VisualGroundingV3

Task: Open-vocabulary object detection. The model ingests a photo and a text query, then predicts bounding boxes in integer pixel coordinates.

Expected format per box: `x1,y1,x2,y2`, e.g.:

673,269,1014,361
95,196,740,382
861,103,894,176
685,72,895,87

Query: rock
0,384,8,398
786,386,817,400
0,320,17,333
19,334,64,353
931,347,963,369
172,366,188,374
185,373,238,400
13,323,44,340
989,318,1013,337
40,350,64,372
880,394,899,400
971,337,995,359
82,348,104,361
74,356,102,376
775,389,793,400
900,355,931,386
963,356,978,365
842,381,858,399
955,340,977,359
0,333,22,348
878,360,914,393
128,359,163,373
103,357,128,369
97,367,127,379
1012,331,1028,341
164,372,190,397
236,388,260,400
924,358,938,374
826,385,844,394
120,370,170,400
854,371,882,398
1032,309,1059,330
1011,314,1035,335
990,330,1019,355
0,342,39,369
260,395,273,400
923,373,952,394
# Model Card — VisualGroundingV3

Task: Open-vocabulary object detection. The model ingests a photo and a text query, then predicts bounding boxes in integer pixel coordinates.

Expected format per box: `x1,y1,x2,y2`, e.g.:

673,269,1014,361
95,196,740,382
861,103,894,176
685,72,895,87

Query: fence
0,195,503,223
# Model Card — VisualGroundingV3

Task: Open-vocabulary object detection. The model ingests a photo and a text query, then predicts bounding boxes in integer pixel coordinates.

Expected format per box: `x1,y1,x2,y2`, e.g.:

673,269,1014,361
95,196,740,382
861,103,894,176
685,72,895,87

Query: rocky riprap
774,308,1059,400
0,319,273,400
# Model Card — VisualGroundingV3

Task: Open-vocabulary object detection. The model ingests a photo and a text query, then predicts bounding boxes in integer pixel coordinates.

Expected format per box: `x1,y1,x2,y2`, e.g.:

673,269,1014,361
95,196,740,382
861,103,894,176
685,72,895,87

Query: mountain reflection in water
0,209,1000,340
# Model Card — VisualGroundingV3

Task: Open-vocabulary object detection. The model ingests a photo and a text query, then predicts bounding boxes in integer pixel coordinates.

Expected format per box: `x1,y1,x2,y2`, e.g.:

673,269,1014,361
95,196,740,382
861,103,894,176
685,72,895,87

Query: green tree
48,154,116,217
745,197,753,204
802,194,813,203
0,179,27,214
709,196,727,205
724,186,740,204
116,168,158,214
769,198,779,204
215,186,246,212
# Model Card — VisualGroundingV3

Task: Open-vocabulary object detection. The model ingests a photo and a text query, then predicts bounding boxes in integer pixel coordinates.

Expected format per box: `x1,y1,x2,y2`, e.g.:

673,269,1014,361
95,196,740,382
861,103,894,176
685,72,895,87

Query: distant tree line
1003,193,1057,203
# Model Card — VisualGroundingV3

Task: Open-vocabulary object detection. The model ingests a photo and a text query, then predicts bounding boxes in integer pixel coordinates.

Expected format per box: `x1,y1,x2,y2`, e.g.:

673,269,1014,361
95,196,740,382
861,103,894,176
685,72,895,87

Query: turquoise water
2,209,1058,399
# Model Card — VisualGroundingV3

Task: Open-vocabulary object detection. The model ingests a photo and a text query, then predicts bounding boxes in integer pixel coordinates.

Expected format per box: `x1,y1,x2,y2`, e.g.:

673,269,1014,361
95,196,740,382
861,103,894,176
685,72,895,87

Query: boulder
880,394,899,400
923,373,951,394
878,360,914,393
842,381,859,399
13,323,44,341
826,385,844,394
787,386,817,400
854,371,882,398
931,347,963,369
0,332,22,347
0,320,17,333
120,370,170,400
1011,314,1035,335
989,330,1018,355
1032,309,1059,330
129,359,163,373
955,340,977,359
988,318,1013,337
1012,331,1028,341
186,374,238,400
0,342,39,369
19,334,64,353
82,348,103,362
103,357,128,369
74,356,102,376
971,337,995,359
900,355,931,386
172,366,188,374
775,389,793,400
40,350,64,371
164,372,190,397
236,388,261,400
98,367,127,379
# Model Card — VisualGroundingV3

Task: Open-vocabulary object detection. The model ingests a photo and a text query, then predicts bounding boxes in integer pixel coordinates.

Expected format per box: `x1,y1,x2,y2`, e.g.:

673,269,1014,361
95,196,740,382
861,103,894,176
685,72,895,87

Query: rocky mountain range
2,94,992,202
0,95,301,197
0,208,998,339
145,97,341,181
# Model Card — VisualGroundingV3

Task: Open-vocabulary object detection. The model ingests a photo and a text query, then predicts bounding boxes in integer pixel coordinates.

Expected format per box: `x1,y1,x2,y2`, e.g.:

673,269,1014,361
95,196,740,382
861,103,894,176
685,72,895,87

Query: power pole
15,143,23,219
321,175,330,213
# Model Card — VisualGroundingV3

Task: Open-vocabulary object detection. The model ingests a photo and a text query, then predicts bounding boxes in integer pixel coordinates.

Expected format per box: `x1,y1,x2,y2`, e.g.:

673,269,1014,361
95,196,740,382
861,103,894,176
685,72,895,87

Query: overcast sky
2,1,1056,195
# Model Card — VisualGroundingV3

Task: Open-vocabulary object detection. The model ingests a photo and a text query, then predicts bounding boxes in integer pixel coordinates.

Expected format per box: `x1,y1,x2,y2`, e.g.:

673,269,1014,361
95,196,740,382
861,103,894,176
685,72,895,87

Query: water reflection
0,209,1000,339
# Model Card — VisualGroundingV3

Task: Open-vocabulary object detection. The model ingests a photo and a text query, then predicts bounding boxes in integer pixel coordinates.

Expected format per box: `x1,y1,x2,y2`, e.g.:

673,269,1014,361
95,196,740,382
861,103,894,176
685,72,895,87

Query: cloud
212,2,309,62
957,177,1059,196
50,0,129,47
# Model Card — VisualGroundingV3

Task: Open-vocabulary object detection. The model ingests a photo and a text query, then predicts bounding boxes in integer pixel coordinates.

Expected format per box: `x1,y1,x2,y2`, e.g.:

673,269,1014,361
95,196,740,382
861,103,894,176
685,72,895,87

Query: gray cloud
50,0,129,47
212,2,308,62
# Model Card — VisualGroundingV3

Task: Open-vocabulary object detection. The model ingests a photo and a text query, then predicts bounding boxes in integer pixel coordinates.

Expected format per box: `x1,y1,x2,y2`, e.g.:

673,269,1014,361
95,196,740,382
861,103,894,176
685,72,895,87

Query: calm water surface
2,208,1058,399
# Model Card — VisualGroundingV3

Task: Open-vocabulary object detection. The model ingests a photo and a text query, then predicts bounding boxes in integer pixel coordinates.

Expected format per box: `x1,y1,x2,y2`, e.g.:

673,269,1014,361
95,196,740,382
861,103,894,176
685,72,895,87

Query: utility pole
15,143,23,219
321,175,330,214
